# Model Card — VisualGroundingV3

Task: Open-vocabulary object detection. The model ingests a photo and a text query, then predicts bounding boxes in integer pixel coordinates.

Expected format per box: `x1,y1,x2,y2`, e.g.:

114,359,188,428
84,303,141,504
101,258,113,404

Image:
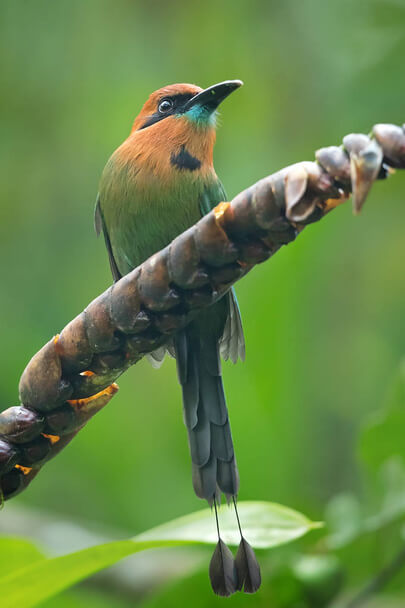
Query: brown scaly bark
0,124,404,502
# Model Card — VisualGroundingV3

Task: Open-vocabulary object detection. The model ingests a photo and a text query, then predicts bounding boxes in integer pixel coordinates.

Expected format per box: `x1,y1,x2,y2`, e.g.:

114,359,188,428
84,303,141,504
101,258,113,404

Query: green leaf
0,537,45,578
136,500,322,548
0,501,321,608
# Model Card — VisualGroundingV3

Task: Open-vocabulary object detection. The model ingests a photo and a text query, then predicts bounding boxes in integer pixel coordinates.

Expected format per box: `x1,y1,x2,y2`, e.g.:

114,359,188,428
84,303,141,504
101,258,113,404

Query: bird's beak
184,80,243,113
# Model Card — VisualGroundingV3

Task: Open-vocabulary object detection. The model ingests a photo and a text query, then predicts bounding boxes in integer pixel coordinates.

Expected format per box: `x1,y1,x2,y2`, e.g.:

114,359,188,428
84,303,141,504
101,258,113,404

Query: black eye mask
139,93,195,130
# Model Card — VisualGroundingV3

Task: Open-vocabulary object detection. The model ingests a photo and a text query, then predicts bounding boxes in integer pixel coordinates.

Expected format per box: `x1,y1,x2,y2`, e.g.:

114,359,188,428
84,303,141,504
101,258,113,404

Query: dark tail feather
209,539,238,597
235,537,262,593
232,496,262,593
174,323,239,505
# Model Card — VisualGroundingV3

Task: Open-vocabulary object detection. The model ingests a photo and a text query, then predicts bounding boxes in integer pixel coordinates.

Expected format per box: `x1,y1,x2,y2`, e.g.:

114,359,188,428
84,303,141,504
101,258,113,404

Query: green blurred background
1,0,405,606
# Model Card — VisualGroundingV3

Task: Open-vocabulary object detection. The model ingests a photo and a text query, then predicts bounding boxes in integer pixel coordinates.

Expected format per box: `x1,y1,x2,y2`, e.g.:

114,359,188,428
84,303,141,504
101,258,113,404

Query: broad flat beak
184,80,243,112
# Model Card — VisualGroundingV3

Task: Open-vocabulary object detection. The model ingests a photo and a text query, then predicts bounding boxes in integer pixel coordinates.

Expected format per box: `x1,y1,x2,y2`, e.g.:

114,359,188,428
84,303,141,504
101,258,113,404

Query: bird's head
117,81,242,181
132,80,243,133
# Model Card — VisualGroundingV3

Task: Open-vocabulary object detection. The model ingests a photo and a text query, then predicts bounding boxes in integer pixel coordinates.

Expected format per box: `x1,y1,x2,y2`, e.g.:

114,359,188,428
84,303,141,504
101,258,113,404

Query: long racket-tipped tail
174,306,261,596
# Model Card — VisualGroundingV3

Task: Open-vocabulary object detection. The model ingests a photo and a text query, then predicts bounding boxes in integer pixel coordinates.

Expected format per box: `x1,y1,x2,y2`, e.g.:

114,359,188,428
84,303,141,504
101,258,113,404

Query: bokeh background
1,1,405,606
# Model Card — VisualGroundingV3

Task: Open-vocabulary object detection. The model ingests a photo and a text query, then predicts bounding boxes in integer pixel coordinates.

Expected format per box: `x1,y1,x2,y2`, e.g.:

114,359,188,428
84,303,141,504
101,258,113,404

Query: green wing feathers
94,196,122,282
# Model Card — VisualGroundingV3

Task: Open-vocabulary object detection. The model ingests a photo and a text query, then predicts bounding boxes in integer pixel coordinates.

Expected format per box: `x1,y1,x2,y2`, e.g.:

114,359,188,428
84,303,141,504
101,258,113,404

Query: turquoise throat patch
183,105,217,127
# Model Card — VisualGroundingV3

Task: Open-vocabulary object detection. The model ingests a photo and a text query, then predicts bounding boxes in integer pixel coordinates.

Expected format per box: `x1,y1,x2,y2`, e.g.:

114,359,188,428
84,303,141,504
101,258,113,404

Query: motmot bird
95,81,261,595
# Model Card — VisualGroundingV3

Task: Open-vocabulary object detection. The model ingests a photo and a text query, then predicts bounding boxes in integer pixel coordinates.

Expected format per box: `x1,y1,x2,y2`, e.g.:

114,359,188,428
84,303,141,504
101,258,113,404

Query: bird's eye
158,99,173,114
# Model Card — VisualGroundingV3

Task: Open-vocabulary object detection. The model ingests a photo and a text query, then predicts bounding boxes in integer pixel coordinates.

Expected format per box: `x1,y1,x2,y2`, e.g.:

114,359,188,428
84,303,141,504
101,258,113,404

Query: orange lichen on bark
67,383,119,409
15,465,33,475
322,194,349,214
213,201,230,220
42,434,60,445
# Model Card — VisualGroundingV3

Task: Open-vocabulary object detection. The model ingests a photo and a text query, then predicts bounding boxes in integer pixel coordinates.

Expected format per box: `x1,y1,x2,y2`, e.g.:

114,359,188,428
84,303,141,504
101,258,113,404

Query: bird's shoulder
199,177,227,216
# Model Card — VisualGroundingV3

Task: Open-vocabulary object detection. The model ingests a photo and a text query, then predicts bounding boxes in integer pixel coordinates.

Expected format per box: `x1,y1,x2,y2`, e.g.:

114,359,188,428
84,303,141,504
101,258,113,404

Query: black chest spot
171,145,201,171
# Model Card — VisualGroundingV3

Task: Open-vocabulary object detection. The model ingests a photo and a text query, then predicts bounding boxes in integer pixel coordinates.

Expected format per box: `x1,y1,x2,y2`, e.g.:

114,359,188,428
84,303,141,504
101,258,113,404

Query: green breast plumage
96,153,226,277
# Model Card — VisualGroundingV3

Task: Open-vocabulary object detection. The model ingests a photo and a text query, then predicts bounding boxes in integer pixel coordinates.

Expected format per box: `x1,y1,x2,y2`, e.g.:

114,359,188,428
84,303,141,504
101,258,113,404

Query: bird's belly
111,192,201,275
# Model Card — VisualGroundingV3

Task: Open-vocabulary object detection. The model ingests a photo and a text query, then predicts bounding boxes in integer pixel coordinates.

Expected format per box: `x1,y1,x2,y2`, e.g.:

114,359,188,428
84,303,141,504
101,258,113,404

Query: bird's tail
174,301,261,596
174,319,239,505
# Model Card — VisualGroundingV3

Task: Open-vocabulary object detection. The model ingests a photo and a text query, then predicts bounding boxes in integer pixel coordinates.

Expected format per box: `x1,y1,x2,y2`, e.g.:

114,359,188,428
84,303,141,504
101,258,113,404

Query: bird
95,80,261,595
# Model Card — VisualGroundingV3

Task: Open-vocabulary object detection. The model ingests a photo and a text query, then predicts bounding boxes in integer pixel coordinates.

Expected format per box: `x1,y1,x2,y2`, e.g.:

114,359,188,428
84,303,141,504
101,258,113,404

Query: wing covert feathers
94,196,122,282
